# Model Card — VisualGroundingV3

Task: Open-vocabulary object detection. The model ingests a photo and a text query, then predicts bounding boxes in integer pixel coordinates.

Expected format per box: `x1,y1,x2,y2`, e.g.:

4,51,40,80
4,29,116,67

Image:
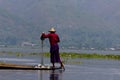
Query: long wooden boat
0,63,62,70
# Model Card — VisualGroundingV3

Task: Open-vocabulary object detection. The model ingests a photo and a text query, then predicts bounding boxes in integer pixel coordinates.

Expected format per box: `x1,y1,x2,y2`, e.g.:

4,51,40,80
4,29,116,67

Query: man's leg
52,62,55,68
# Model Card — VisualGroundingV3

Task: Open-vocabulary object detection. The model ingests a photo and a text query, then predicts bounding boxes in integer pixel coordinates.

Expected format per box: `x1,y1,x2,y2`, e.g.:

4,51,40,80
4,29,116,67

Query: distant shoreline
1,51,120,61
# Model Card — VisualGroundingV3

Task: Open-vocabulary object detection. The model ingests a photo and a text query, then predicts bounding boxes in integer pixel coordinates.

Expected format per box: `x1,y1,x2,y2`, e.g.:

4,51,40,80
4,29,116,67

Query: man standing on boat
40,27,64,69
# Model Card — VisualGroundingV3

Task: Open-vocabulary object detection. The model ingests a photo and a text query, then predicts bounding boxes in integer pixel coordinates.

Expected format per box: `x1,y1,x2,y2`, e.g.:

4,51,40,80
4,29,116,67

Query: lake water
0,48,120,80
0,47,120,54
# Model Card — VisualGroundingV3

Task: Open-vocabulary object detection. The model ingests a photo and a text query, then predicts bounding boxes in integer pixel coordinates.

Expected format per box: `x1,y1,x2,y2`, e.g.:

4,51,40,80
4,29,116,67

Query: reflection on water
50,70,63,80
38,70,63,80
38,71,43,80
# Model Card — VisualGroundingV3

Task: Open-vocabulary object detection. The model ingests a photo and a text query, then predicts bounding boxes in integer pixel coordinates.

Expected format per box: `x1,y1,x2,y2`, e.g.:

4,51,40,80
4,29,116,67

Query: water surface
0,48,120,80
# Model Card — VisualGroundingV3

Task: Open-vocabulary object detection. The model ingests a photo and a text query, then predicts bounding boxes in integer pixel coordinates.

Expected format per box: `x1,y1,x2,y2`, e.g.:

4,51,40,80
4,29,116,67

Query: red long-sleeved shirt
42,33,60,45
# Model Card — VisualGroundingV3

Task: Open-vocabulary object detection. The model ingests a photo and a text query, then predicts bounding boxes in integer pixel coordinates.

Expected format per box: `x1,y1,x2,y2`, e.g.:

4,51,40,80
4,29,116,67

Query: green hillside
0,8,37,45
0,0,120,49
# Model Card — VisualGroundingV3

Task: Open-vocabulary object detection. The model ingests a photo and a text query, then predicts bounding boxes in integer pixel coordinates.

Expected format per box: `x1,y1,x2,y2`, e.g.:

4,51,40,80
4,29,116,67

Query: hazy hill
0,0,120,49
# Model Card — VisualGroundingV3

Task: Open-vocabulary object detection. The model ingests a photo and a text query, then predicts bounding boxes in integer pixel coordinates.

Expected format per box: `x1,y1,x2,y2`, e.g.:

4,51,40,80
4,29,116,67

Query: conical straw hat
49,27,56,32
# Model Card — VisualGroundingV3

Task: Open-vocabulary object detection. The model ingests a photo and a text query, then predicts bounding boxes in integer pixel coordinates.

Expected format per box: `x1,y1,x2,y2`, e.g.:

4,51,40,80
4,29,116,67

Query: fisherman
40,27,65,69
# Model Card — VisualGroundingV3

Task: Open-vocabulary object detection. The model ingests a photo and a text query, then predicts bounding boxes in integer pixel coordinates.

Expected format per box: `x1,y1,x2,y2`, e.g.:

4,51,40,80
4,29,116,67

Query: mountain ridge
0,0,120,49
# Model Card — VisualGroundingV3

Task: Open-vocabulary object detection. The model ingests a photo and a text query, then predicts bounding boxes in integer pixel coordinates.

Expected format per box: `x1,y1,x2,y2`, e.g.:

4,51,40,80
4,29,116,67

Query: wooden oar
40,40,44,65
